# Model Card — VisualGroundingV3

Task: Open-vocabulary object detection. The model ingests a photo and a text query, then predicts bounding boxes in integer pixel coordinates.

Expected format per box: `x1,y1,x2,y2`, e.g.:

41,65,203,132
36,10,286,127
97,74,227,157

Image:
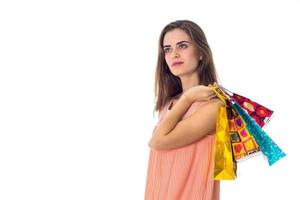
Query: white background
0,0,299,199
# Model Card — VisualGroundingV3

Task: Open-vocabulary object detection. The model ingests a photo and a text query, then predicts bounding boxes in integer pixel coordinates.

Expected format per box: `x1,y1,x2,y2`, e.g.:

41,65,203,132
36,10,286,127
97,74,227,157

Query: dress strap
167,100,173,110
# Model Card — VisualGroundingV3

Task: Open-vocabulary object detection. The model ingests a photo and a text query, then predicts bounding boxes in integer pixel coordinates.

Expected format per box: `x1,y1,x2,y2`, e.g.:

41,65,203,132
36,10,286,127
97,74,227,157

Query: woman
145,20,224,200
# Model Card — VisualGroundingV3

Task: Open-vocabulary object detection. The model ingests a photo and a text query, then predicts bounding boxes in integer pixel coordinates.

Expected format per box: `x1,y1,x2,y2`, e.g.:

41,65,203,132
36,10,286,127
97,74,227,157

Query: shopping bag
232,103,286,166
218,84,274,128
213,106,237,180
227,105,261,161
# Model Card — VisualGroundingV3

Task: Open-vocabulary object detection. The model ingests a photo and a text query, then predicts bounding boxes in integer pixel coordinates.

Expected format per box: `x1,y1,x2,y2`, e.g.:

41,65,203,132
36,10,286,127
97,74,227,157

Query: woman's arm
148,94,192,148
148,97,224,150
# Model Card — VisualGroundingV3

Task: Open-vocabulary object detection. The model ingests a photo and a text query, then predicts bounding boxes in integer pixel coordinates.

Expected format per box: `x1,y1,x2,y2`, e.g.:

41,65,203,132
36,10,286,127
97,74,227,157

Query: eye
163,47,171,53
179,43,188,49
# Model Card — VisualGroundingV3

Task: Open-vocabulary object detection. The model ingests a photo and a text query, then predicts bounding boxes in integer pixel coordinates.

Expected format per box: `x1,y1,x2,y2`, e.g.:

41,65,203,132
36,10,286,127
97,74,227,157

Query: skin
148,28,224,150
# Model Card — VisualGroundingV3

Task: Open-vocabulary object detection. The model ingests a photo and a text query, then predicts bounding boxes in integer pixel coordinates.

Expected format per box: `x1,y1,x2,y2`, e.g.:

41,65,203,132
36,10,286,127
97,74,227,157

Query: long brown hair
153,19,219,115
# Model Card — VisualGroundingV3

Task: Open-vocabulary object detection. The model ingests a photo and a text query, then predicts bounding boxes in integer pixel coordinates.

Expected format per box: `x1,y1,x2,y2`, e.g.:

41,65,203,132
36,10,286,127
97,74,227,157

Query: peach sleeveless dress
145,99,220,200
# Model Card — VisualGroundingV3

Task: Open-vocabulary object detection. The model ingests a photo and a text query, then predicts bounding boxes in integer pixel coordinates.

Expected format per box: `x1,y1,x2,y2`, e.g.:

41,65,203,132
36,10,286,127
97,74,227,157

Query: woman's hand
183,84,217,103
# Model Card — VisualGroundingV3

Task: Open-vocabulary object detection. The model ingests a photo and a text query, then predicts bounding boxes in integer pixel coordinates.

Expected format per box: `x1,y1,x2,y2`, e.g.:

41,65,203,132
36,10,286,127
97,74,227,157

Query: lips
172,61,184,66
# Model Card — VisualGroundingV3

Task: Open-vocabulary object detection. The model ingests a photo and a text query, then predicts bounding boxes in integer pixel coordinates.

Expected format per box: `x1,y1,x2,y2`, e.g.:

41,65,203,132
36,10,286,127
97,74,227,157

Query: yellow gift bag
213,105,237,180
210,83,236,180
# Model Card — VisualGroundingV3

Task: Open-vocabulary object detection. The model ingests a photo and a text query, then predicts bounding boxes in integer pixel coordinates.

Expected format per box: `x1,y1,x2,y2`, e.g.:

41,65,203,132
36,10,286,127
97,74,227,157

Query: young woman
145,20,224,200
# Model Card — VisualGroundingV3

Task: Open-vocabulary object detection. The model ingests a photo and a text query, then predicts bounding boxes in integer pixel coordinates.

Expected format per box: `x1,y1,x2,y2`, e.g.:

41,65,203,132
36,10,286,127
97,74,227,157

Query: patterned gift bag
227,105,261,161
218,84,274,128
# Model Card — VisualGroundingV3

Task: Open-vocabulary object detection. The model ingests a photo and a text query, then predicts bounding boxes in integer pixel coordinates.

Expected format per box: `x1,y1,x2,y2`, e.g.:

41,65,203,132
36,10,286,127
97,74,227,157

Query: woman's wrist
182,92,194,104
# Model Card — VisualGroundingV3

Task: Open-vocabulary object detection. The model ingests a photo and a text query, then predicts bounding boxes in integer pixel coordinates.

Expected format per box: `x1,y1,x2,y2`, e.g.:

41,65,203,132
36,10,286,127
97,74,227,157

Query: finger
208,91,215,96
206,95,215,101
210,93,217,98
206,92,216,99
209,94,217,100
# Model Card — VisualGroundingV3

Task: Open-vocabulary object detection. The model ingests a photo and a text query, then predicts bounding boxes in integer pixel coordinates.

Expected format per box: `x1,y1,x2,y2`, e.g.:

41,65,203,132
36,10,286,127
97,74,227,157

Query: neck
180,73,200,93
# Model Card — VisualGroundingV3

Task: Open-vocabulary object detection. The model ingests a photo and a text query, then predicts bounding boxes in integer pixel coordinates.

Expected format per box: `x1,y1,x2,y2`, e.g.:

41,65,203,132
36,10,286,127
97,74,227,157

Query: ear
197,50,203,60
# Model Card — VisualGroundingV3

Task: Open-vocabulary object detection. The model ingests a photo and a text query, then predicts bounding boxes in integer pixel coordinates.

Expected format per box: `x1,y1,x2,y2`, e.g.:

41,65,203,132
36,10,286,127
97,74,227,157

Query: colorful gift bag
227,106,261,161
218,84,274,128
232,93,273,128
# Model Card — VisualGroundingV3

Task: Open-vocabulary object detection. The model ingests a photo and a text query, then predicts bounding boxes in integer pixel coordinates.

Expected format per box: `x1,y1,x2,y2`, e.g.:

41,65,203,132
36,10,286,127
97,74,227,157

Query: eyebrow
163,40,191,48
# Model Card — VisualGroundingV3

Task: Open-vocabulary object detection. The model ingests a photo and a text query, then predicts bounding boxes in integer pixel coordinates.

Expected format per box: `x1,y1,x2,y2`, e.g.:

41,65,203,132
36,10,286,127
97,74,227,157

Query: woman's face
163,28,201,76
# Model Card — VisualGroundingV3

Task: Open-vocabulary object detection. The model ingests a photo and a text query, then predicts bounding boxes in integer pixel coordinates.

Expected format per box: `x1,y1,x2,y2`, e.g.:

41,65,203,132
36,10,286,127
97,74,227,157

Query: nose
171,49,180,58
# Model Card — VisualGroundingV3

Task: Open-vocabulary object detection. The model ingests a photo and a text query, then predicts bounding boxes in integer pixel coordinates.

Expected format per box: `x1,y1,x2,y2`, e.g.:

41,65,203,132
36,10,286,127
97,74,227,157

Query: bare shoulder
208,97,226,107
